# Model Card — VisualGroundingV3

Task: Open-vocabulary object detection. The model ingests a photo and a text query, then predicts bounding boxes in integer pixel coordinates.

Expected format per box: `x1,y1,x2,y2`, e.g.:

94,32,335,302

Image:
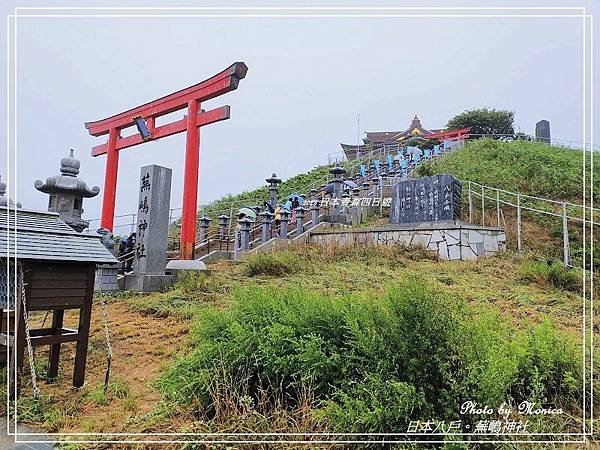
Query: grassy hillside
418,139,599,268
199,164,350,219
198,139,597,223
12,245,595,441
10,140,598,444
417,138,598,203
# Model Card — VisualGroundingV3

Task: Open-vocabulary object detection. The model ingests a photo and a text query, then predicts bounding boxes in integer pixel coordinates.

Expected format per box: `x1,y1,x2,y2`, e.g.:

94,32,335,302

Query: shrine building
340,115,470,160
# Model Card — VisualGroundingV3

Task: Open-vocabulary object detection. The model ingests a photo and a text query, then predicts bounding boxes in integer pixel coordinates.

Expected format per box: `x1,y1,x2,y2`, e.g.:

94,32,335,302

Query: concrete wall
309,221,506,261
237,222,346,261
94,264,119,292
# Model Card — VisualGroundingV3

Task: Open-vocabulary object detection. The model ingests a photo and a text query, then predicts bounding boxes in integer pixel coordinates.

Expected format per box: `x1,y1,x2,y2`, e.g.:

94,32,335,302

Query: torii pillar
85,62,248,260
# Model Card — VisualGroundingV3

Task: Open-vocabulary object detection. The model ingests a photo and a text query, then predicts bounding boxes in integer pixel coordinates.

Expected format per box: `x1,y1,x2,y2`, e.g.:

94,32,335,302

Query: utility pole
356,113,360,160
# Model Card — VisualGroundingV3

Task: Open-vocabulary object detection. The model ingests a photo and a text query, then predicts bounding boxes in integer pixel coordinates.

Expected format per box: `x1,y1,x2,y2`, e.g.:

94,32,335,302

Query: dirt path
17,297,190,434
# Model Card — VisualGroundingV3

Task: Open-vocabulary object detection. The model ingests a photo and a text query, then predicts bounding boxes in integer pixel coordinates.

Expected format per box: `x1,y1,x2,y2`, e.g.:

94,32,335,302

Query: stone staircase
188,139,466,262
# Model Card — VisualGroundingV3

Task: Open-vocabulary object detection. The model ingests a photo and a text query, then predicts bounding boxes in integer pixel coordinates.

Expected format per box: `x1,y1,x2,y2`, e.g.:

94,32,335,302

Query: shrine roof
364,115,443,144
0,207,117,264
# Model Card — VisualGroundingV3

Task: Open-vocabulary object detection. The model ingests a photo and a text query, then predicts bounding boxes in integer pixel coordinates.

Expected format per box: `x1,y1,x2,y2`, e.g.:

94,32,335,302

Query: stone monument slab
389,174,461,225
124,164,173,292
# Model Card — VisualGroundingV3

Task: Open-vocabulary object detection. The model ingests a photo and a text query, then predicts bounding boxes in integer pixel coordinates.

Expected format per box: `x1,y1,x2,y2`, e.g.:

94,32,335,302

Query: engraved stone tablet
390,174,461,224
133,165,172,275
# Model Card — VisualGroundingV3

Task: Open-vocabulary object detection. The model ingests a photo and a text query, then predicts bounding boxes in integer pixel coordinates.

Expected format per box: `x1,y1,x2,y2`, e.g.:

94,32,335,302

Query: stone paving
0,419,55,449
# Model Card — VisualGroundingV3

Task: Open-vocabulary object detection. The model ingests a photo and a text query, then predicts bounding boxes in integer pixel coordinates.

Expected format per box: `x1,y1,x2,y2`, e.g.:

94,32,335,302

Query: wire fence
465,180,599,268
328,133,599,165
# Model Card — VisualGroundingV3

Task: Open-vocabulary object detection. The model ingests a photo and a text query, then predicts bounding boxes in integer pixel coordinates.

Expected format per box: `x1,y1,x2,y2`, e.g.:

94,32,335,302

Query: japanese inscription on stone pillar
134,165,172,275
390,174,461,224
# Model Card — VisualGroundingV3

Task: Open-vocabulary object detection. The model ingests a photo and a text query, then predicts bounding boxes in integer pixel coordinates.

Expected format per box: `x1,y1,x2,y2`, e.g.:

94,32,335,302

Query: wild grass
517,260,582,293
417,138,598,203
84,378,133,406
14,395,83,432
127,268,233,319
158,280,582,433
243,251,302,277
11,242,594,437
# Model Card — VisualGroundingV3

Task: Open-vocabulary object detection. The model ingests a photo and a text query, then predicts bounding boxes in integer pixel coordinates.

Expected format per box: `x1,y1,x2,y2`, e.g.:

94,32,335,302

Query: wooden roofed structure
0,206,117,393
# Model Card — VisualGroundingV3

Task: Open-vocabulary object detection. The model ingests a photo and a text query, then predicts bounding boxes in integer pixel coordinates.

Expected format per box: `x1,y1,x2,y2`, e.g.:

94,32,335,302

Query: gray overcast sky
2,1,598,234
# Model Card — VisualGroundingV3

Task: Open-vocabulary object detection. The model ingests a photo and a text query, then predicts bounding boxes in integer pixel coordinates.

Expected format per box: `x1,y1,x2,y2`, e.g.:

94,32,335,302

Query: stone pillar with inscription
239,217,252,251
279,210,290,238
295,206,306,235
124,164,173,292
352,187,362,225
535,120,551,144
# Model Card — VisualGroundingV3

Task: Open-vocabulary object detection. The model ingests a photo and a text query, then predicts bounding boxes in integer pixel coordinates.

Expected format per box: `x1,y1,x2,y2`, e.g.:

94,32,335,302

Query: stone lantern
0,175,21,208
198,216,212,243
266,173,282,209
329,166,346,198
34,149,99,232
218,214,230,241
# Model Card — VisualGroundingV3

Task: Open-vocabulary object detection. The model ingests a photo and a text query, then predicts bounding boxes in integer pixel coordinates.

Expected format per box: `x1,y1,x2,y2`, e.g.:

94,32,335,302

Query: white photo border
4,4,595,446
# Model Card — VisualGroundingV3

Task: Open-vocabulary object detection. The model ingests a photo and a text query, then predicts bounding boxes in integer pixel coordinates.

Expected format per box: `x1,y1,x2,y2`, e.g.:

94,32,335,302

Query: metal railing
98,134,597,265
465,180,599,267
87,155,369,244
328,138,466,165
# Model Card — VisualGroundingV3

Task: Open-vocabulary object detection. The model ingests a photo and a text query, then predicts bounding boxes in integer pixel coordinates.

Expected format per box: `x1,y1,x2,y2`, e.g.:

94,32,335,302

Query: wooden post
562,202,570,267
481,185,485,226
516,194,522,253
468,181,473,223
13,299,26,397
47,309,64,379
73,265,95,387
496,189,501,227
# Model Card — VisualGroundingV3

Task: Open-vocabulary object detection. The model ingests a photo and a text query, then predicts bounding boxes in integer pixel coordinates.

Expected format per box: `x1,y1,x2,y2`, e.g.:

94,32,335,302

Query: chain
98,295,113,393
99,296,113,360
18,264,40,399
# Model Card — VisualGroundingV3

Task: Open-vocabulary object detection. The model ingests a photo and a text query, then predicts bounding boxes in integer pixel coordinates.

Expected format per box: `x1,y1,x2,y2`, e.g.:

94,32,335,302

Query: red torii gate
426,126,472,141
85,62,248,260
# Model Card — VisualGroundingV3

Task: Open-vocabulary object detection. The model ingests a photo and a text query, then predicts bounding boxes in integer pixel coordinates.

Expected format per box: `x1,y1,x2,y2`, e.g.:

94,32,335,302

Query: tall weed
159,281,581,432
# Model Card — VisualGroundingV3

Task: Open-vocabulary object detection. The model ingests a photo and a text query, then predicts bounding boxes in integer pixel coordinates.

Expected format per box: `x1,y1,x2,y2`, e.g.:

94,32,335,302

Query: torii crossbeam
85,62,248,260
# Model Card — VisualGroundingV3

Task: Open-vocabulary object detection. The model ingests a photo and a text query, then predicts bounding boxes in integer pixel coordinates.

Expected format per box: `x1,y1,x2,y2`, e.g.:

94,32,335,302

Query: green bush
243,251,301,277
513,319,580,404
317,375,425,433
159,282,581,432
546,264,581,292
